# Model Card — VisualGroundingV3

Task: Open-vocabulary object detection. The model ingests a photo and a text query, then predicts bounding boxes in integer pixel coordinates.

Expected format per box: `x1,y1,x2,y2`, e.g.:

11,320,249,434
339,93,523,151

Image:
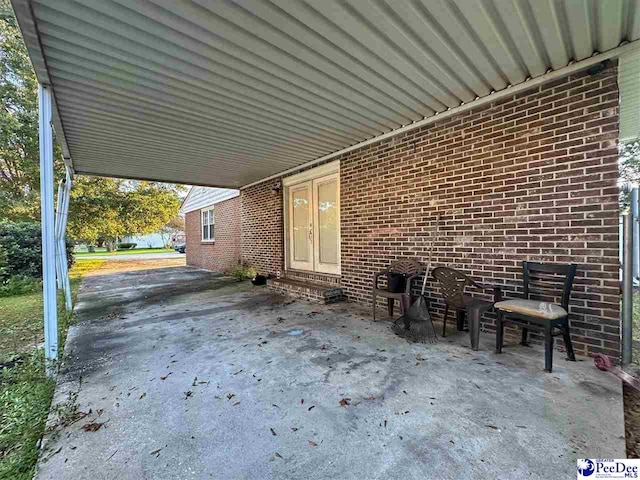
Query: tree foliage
67,178,182,245
619,140,640,210
0,0,66,220
0,2,184,242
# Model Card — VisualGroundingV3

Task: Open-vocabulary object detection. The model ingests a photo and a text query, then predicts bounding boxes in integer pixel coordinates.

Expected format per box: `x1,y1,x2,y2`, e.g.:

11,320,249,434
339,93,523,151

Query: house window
201,207,214,241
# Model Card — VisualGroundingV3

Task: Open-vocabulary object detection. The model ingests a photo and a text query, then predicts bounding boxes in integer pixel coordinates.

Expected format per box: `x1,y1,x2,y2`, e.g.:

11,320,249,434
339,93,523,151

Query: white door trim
284,161,340,275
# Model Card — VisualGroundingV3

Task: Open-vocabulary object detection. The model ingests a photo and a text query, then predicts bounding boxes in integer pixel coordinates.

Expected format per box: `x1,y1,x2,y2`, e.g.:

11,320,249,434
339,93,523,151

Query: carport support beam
39,83,58,369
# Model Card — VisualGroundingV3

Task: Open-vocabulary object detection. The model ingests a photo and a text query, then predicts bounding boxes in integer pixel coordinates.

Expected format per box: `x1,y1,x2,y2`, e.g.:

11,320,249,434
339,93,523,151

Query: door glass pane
317,180,338,264
292,188,310,262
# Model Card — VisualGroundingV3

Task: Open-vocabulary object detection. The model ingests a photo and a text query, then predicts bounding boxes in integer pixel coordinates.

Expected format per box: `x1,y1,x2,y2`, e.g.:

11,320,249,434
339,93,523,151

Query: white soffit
620,51,640,142
180,186,239,214
11,0,640,187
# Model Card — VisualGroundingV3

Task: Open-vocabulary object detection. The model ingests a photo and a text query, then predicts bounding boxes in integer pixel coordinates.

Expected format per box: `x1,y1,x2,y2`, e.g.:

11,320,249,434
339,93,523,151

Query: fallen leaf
227,393,235,400
184,391,193,399
139,392,146,400
291,427,299,432
485,425,499,430
308,406,315,411
81,422,104,432
308,440,318,447
364,396,376,401
339,398,351,407
160,373,172,380
232,401,241,406
275,452,283,459
150,448,161,457
270,428,277,436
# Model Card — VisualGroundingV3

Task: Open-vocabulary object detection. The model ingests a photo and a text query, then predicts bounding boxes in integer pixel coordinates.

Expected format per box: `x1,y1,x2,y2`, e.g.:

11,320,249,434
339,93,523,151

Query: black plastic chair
432,267,502,351
494,262,577,372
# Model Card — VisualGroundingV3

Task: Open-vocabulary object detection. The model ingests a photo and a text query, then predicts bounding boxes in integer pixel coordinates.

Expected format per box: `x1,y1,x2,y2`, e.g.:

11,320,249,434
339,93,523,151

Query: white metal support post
38,83,58,367
58,167,72,311
54,179,64,290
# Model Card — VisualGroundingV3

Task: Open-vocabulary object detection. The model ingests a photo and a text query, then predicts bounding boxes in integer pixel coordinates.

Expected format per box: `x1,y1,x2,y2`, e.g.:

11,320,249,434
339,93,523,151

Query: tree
158,216,185,248
0,0,65,220
619,140,640,211
67,178,182,250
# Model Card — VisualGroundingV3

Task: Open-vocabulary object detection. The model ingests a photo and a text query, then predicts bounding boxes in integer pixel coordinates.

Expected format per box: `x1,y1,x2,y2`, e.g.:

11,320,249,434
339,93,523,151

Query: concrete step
267,277,344,304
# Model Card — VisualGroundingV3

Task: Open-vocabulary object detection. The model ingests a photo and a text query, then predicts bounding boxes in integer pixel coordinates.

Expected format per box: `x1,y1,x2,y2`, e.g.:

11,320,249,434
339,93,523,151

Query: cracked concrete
36,266,625,480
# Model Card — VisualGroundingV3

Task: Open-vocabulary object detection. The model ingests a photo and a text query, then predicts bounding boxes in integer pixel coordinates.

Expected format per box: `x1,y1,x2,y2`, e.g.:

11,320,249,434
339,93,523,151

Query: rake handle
420,215,440,296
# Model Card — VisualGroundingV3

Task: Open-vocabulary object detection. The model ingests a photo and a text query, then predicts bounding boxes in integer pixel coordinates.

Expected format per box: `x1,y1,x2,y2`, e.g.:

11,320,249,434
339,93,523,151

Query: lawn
0,259,104,480
74,247,174,256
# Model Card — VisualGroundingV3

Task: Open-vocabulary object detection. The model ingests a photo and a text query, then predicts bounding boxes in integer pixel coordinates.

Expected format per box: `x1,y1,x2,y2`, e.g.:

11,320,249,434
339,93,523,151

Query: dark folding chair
494,261,577,372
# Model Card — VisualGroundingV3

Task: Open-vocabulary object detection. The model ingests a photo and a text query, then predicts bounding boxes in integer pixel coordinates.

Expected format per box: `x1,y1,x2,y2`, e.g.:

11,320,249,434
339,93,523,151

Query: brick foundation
240,64,620,359
185,196,241,272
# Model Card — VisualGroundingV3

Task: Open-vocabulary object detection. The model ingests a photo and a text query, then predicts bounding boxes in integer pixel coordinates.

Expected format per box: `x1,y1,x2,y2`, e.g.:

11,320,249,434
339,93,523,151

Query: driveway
36,267,625,480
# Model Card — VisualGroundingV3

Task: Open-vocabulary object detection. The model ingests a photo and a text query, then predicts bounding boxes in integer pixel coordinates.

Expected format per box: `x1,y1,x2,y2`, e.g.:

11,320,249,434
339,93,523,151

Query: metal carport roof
11,0,640,188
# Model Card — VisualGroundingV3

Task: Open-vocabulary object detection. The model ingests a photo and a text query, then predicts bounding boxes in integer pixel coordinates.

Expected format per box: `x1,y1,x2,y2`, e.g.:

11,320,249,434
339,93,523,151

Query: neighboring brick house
180,187,241,273
239,63,622,360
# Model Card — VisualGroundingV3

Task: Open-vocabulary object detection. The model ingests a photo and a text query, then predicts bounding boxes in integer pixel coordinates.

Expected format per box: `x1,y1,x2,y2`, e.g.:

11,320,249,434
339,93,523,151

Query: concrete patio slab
36,266,625,480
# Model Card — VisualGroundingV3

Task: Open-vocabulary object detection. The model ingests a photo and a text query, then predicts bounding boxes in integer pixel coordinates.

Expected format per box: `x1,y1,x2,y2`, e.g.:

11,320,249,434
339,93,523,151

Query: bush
116,242,137,250
228,263,257,282
0,275,41,297
0,222,74,280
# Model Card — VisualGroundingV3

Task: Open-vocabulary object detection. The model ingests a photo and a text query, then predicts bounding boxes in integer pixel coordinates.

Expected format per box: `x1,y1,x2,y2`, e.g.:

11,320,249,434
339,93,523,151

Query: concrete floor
36,266,625,480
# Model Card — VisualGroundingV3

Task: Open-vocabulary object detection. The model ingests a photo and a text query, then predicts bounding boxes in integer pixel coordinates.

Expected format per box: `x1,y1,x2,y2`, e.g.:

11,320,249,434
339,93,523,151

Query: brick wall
185,196,241,272
240,64,621,359
241,180,283,276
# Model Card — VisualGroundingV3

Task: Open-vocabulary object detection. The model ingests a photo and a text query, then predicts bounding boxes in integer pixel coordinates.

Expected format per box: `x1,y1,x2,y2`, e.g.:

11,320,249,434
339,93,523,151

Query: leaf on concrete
338,398,351,407
81,422,104,432
270,428,277,436
160,373,172,380
308,440,318,447
150,449,161,457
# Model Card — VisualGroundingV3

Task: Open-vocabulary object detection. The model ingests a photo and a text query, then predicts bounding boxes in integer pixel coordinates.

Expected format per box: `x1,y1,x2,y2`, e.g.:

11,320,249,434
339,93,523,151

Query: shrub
116,242,137,250
0,275,41,297
0,222,74,280
228,263,257,282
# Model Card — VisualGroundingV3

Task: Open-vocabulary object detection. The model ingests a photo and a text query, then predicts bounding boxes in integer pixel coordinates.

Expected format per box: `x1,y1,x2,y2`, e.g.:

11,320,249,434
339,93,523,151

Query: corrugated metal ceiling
13,0,640,187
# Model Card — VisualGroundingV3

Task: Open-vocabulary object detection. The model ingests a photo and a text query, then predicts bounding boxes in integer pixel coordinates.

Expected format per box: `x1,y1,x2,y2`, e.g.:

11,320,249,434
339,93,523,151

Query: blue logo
578,459,595,477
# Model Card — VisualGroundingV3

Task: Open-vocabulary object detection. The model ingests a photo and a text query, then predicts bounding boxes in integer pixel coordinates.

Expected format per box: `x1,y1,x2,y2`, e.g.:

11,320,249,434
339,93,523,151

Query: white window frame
201,206,215,242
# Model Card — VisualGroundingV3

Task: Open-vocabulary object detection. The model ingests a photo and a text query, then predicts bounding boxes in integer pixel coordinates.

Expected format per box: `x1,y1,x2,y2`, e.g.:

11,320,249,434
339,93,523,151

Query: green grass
0,259,104,480
75,247,173,256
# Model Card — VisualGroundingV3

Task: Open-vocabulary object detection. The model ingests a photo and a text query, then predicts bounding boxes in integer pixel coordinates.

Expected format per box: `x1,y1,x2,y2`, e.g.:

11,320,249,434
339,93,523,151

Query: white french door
287,170,340,275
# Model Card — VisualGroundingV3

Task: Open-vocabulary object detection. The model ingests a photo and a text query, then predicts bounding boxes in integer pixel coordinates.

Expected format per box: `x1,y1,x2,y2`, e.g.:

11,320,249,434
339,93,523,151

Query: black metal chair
432,267,502,351
494,262,577,372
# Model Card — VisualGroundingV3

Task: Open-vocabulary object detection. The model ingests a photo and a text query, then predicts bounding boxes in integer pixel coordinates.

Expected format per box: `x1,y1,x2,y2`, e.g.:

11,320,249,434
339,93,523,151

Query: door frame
283,160,340,275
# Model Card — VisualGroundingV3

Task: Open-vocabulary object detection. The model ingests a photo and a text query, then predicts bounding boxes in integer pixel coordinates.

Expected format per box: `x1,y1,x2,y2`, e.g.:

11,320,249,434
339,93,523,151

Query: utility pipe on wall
623,213,634,365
